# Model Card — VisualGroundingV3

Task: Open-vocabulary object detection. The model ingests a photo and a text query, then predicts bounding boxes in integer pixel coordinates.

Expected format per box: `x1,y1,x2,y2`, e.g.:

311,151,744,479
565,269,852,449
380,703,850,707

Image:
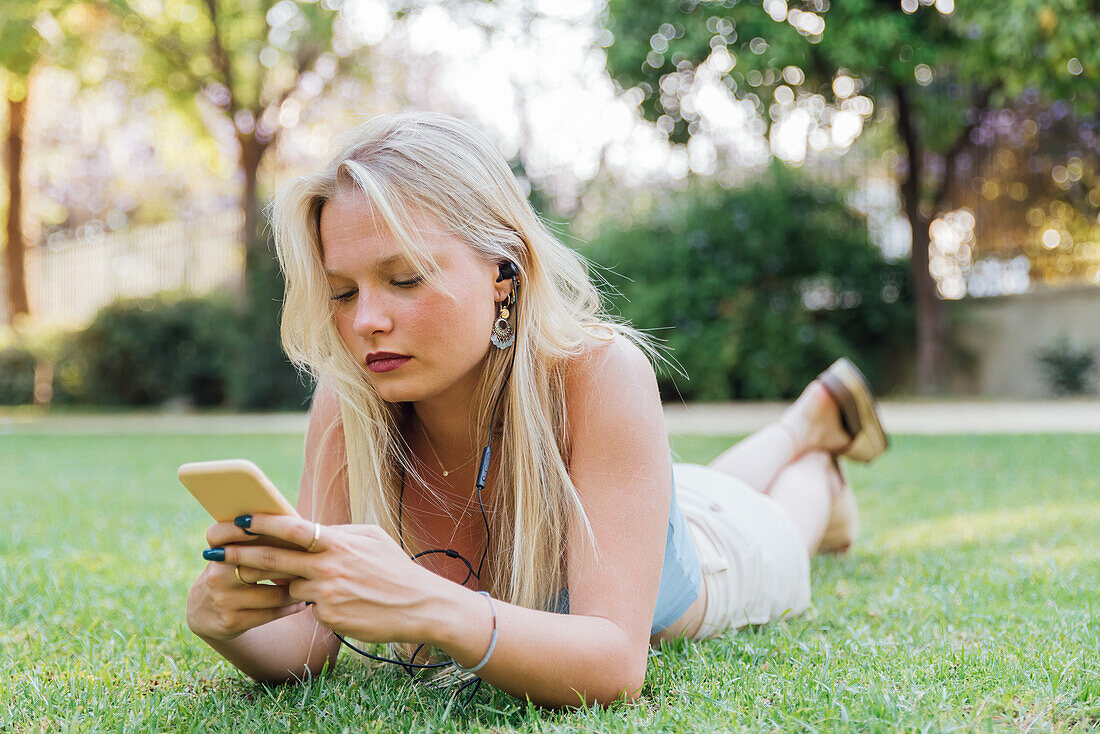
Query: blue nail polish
234,515,258,536
202,548,226,562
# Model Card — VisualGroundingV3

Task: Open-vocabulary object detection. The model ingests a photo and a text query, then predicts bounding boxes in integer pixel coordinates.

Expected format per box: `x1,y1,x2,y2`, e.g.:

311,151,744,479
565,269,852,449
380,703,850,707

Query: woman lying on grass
185,111,890,710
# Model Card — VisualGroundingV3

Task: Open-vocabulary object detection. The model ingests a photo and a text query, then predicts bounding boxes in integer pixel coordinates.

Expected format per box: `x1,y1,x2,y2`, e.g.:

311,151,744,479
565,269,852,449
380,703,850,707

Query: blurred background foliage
586,162,912,400
0,240,313,409
1,0,1099,407
1034,336,1097,396
601,0,1100,394
61,293,244,407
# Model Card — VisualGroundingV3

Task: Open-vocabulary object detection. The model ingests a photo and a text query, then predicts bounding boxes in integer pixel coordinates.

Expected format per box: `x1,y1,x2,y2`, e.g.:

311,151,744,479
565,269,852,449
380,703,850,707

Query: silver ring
306,522,322,552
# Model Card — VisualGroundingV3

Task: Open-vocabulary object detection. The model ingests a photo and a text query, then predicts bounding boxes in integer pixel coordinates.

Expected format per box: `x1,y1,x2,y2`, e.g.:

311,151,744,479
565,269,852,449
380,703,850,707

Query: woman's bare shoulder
562,332,656,389
560,333,663,459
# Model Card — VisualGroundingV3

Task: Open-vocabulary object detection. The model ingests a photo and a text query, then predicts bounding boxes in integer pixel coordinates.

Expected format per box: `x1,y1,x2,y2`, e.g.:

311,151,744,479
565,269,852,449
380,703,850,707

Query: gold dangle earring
490,288,516,349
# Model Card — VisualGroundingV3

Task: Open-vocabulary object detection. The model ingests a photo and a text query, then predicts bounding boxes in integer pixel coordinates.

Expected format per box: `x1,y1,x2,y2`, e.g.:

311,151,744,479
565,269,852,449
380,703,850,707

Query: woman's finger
210,561,293,587
206,521,258,548
286,577,321,604
327,524,384,538
233,602,310,629
236,514,336,553
231,582,299,609
234,565,300,585
211,543,315,579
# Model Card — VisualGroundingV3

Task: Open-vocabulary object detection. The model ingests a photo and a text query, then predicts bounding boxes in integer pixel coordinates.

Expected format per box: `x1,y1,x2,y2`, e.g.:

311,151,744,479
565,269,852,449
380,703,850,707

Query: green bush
0,346,36,405
584,165,913,400
51,240,314,410
65,293,243,406
1035,336,1096,396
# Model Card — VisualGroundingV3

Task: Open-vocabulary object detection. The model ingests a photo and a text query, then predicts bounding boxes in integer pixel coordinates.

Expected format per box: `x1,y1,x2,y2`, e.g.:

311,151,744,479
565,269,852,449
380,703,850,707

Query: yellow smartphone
177,458,306,552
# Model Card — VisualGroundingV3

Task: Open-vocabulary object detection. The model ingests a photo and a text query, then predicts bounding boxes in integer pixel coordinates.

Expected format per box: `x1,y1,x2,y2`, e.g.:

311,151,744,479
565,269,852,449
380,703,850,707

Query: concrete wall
948,285,1100,397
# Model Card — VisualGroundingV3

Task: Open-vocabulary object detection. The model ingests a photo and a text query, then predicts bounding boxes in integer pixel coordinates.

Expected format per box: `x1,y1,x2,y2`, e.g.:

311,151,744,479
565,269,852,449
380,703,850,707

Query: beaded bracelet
453,590,498,673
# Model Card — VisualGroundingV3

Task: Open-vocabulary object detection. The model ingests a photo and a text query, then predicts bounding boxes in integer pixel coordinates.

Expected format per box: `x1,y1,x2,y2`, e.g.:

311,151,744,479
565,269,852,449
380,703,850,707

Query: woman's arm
198,342,668,704
426,337,671,708
193,380,350,682
194,604,339,683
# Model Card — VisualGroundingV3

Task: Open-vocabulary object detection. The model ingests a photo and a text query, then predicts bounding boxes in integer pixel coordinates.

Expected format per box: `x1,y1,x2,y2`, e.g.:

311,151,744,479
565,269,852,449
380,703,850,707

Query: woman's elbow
545,659,648,710
615,665,647,706
247,658,335,686
594,638,649,706
550,679,646,710
246,669,310,686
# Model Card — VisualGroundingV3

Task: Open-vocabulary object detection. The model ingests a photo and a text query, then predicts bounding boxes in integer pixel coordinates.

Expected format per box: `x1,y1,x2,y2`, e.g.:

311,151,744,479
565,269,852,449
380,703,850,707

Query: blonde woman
185,111,889,709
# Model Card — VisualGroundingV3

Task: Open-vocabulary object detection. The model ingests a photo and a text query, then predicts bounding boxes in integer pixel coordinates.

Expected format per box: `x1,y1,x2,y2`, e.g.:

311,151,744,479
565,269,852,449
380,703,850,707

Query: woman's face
319,190,511,405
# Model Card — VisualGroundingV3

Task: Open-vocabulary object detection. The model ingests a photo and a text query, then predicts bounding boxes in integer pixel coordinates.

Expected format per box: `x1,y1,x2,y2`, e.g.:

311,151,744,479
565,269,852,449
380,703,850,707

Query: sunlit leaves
103,0,344,119
604,0,1099,154
0,0,80,92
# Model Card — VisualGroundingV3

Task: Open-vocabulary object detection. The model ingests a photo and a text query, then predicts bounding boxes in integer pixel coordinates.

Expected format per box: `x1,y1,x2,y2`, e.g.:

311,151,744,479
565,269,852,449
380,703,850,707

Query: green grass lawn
1,430,1098,732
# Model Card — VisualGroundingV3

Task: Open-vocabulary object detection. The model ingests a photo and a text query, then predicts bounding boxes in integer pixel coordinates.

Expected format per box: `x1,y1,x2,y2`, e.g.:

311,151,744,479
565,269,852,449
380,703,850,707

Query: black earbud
496,260,519,282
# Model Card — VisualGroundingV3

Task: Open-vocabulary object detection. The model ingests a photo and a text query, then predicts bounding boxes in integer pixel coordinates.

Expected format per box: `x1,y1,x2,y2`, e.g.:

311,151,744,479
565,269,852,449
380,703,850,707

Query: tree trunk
237,129,267,301
4,93,29,324
240,131,264,249
893,83,947,395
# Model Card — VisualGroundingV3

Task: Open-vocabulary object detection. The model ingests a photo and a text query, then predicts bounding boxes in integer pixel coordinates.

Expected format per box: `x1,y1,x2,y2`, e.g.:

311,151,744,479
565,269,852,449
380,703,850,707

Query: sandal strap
817,370,862,440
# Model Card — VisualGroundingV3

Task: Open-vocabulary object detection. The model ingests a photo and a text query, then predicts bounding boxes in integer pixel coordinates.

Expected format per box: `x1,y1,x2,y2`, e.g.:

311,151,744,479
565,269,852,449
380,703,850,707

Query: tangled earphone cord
330,633,486,713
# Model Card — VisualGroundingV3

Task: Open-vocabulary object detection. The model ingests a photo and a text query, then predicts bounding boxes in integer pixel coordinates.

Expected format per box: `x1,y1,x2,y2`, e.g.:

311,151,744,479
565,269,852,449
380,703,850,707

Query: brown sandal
817,455,859,554
816,357,889,464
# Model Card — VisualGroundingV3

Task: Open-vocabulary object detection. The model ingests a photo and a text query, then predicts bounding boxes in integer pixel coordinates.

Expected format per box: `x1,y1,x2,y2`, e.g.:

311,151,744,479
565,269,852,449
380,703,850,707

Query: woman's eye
330,276,422,301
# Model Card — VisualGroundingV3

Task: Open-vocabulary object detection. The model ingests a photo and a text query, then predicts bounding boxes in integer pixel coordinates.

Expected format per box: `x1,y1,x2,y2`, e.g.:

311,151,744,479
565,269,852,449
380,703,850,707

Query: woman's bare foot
777,380,852,458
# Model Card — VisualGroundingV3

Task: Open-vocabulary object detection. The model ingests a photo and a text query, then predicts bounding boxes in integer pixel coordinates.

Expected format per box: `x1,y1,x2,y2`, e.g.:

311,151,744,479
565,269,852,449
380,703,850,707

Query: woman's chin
366,360,478,405
369,376,437,405
371,382,419,404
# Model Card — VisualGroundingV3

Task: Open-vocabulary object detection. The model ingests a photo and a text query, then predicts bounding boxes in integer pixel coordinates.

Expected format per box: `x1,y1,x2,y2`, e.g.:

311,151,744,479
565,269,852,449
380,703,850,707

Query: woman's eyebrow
323,253,411,277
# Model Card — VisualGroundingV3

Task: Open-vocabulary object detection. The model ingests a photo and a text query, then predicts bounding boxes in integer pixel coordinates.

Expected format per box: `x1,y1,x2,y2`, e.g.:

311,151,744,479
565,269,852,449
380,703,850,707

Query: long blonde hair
271,111,665,660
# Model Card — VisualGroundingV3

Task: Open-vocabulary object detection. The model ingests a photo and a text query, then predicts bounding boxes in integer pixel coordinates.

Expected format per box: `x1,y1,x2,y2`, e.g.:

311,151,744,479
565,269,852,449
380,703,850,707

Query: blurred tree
943,96,1100,290
601,0,1100,394
99,0,368,295
0,0,74,325
586,163,912,400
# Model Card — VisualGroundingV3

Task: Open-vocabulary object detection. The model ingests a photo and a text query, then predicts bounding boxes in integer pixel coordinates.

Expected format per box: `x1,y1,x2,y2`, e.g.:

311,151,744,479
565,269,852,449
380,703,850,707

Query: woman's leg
705,380,852,554
706,381,850,493
705,422,800,494
764,450,837,554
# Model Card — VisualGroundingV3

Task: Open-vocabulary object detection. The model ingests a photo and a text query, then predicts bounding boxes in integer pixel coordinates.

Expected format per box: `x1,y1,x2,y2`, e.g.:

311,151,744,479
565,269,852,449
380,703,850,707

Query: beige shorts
673,462,812,639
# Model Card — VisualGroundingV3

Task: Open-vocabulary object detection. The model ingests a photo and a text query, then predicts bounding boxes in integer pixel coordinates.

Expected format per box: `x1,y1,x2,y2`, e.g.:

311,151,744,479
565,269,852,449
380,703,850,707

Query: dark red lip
366,352,411,374
366,351,410,363
367,356,410,373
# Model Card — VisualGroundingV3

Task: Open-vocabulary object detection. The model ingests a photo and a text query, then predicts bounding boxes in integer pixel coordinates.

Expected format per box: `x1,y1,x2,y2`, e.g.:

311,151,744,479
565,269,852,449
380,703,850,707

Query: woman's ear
494,261,518,302
493,278,514,303
496,260,519,282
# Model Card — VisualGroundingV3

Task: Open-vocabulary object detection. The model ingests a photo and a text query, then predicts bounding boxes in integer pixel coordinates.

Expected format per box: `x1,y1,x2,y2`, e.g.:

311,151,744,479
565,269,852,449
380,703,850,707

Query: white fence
11,211,246,329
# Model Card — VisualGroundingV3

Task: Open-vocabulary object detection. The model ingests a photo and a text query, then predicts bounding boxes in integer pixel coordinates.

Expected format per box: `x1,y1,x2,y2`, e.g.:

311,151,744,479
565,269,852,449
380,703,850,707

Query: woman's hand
202,514,449,645
186,520,309,642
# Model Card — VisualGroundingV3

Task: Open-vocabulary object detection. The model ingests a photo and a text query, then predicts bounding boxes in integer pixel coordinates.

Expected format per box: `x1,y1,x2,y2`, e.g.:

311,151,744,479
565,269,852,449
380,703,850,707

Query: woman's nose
352,293,393,336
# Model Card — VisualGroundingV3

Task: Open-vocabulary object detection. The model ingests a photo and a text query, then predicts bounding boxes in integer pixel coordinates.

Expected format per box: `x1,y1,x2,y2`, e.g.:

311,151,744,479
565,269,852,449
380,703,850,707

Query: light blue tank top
547,464,703,635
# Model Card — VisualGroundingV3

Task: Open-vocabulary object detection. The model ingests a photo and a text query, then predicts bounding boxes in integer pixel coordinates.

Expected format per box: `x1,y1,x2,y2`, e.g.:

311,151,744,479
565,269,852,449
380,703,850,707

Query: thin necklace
418,419,478,478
